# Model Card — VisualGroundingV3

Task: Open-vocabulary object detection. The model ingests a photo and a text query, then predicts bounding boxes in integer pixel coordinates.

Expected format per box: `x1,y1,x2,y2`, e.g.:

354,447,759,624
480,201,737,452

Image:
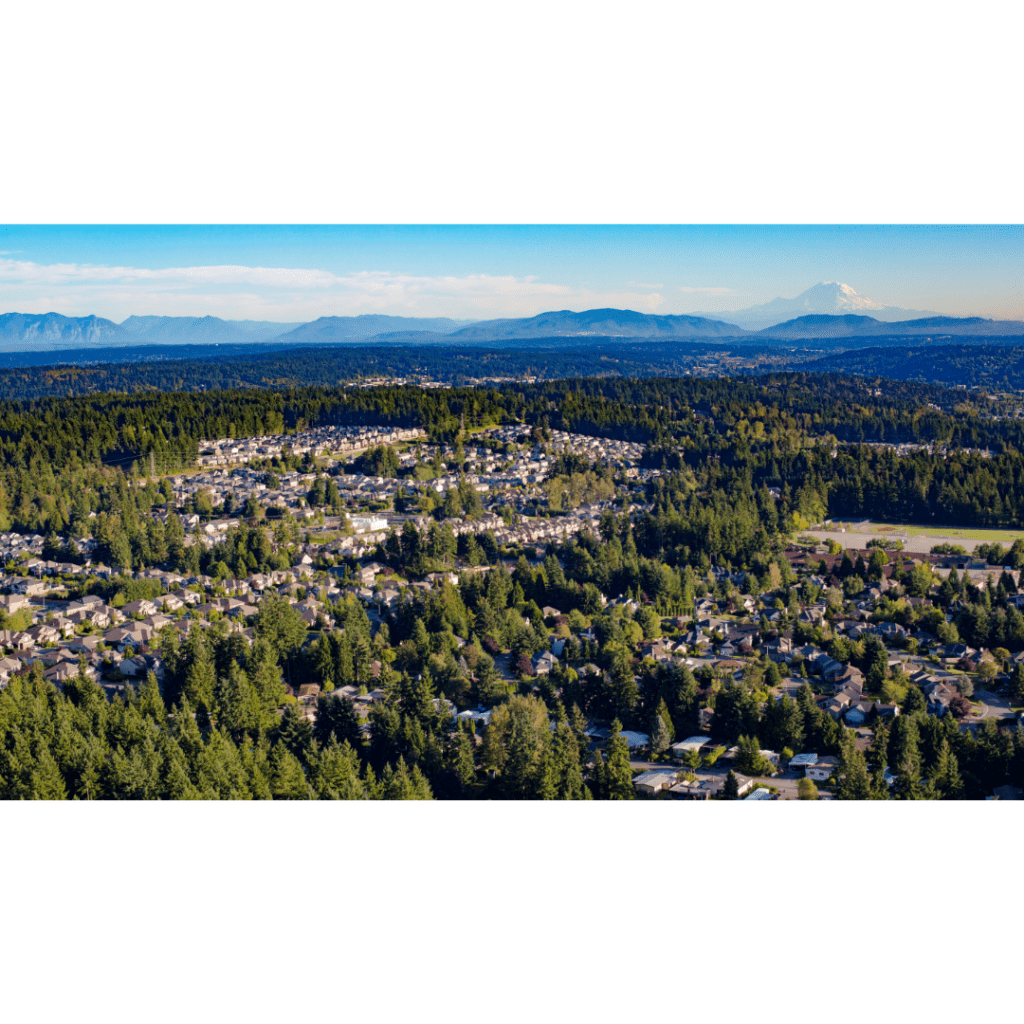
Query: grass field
809,521,1024,553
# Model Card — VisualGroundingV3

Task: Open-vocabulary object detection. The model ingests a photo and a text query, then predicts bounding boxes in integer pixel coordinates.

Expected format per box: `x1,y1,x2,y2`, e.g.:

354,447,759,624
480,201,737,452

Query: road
968,689,1017,723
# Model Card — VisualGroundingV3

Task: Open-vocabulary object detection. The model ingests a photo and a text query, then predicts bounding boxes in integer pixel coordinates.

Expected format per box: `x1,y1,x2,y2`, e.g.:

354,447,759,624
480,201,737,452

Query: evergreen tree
268,742,310,799
275,703,314,765
933,738,965,800
835,730,872,800
649,714,671,759
604,719,635,800
313,693,362,749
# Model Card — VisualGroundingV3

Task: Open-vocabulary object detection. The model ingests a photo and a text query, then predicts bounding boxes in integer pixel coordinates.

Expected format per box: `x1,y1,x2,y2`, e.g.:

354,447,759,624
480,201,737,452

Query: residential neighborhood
3,413,1024,802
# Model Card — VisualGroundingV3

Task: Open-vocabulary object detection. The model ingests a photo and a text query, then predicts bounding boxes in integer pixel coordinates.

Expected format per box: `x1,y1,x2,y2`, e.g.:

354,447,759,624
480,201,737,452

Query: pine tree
310,740,366,799
835,731,871,800
275,703,314,765
649,715,671,759
450,728,476,788
722,769,740,800
29,745,67,800
589,748,608,800
181,630,217,714
215,660,263,736
1009,662,1024,705
604,720,635,800
893,758,923,800
933,738,965,800
268,742,310,799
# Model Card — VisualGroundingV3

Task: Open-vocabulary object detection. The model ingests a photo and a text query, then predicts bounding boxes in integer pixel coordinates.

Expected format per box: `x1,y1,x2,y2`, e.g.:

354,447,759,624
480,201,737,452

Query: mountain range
0,283,1021,352
755,313,1024,340
120,316,304,345
691,282,943,330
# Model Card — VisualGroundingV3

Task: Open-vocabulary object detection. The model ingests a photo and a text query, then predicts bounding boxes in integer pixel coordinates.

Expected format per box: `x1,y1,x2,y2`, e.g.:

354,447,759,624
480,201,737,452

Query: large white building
350,515,388,533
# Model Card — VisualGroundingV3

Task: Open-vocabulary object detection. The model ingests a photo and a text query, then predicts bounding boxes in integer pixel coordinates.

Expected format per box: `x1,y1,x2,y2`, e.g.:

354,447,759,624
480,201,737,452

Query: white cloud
678,285,732,294
0,258,668,321
625,280,663,289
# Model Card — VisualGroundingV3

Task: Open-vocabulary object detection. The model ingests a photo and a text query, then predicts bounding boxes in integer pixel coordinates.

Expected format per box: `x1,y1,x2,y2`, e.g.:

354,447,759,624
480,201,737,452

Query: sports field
806,520,1024,554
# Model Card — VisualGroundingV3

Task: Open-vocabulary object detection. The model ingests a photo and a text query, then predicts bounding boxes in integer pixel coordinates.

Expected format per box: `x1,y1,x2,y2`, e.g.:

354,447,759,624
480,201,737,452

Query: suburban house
633,769,680,796
805,756,840,781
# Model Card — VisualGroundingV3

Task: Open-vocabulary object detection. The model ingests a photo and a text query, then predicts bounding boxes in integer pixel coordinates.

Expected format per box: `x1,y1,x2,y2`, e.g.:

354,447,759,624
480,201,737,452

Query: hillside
275,314,477,344
446,308,748,341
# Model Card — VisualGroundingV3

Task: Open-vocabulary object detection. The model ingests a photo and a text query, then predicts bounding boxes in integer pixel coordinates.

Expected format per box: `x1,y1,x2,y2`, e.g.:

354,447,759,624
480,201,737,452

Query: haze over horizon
0,225,1021,324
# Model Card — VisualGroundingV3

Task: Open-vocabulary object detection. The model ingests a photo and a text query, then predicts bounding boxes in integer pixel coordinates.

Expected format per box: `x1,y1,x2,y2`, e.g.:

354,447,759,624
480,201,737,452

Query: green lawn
825,521,1024,545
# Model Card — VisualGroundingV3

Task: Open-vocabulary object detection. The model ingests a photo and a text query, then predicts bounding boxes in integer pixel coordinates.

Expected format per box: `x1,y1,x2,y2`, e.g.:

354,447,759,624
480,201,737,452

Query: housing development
3,370,1024,801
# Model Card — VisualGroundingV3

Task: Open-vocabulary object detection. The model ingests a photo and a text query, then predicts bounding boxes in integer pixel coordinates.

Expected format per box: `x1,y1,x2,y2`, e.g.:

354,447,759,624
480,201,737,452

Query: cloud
678,285,732,294
625,281,663,289
0,258,668,321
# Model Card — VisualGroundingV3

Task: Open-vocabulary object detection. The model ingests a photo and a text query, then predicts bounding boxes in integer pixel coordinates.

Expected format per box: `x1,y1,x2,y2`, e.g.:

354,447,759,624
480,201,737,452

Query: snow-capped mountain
692,282,941,331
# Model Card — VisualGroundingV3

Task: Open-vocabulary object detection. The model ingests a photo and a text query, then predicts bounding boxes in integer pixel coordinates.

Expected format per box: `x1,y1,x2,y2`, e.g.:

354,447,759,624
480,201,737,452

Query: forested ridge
5,338,1024,400
1,374,1024,544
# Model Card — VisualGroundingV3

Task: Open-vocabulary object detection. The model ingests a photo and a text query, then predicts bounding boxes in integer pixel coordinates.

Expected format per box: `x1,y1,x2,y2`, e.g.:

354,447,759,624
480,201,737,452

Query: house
0,656,22,684
121,599,158,618
667,778,715,800
716,772,755,797
991,785,1024,801
744,788,773,800
824,693,852,720
789,752,819,774
0,594,30,615
832,665,864,693
356,562,388,586
844,702,873,726
45,660,94,684
817,656,845,680
532,651,558,675
670,736,710,760
619,730,650,750
633,769,680,795
805,756,840,781
924,680,959,716
763,637,793,662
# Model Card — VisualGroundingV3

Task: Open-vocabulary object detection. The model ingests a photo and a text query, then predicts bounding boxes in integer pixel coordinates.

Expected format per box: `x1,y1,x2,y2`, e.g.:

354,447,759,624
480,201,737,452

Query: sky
0,225,1021,324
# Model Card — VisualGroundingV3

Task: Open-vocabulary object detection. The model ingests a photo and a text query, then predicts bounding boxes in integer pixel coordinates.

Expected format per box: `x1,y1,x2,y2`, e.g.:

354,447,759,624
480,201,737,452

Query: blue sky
0,225,1020,323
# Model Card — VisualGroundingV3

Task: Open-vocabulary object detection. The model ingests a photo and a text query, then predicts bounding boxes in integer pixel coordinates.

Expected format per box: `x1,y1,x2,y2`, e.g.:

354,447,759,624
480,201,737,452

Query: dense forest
1,374,1024,551
6,337,1024,400
0,340,760,398
801,344,1024,390
6,524,1024,800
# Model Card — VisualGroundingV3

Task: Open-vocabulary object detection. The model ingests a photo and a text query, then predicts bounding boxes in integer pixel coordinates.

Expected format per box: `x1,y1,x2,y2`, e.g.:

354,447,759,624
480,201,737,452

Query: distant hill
0,312,128,349
694,282,943,331
758,313,1024,341
276,314,477,344
446,308,748,341
120,316,302,345
793,344,1024,389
